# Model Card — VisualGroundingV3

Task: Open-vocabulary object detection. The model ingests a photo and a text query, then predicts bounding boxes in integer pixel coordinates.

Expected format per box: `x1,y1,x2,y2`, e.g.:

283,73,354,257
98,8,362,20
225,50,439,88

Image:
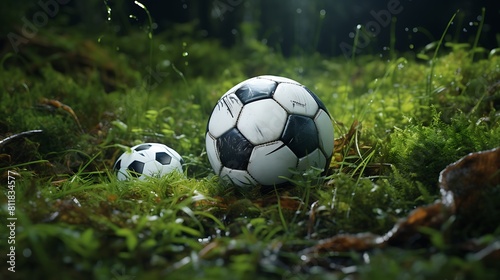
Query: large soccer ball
206,75,334,187
113,143,184,181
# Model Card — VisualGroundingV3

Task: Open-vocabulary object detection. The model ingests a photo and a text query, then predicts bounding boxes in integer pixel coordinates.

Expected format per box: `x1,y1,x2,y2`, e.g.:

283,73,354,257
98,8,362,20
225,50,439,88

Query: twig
0,130,43,150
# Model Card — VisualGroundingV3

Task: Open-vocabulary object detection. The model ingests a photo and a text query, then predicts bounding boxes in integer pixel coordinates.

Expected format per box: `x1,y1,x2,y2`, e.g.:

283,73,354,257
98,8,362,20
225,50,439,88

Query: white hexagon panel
208,93,244,138
257,75,301,85
273,83,319,117
237,99,287,145
297,149,327,172
205,132,222,175
219,167,258,188
248,141,298,185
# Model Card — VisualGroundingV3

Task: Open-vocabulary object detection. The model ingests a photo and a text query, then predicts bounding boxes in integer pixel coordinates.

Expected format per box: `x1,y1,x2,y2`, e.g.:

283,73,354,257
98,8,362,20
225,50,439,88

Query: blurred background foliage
1,0,499,57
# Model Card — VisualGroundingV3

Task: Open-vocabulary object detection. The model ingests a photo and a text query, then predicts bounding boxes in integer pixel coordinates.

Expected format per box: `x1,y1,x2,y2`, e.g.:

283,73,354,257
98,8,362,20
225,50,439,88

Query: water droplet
296,8,302,14
161,59,170,67
348,32,355,38
182,52,188,57
356,24,362,30
23,248,32,258
409,44,414,49
412,27,418,33
198,237,211,243
105,5,112,22
319,9,326,17
63,255,72,263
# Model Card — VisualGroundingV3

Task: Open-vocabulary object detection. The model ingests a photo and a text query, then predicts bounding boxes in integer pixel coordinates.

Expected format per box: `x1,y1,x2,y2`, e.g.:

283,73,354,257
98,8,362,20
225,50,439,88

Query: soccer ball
206,75,334,187
113,143,184,181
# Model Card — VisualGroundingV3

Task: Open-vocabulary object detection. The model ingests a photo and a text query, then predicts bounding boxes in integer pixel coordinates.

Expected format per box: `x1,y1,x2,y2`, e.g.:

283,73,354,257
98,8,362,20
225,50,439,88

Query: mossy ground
1,18,500,280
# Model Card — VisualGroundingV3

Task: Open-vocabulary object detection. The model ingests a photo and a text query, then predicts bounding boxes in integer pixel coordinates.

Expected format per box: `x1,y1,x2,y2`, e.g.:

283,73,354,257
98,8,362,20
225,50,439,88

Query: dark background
128,0,500,56
1,0,499,57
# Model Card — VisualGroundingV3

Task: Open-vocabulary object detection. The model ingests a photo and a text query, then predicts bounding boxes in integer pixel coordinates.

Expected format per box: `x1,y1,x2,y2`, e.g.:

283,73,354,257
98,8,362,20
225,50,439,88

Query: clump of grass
425,11,458,99
316,173,400,235
388,110,500,198
6,170,224,279
357,247,500,280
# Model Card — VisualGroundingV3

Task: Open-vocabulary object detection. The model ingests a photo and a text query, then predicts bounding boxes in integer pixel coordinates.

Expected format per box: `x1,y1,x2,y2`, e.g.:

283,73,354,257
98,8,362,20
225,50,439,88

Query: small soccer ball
113,143,184,181
206,75,334,188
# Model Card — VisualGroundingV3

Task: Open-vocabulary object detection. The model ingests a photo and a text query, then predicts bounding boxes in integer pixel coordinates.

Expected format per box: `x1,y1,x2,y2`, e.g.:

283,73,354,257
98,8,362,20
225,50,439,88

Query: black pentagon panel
217,128,254,170
235,79,277,104
113,159,121,171
127,160,145,177
134,144,152,152
305,88,330,116
155,152,172,165
281,115,319,158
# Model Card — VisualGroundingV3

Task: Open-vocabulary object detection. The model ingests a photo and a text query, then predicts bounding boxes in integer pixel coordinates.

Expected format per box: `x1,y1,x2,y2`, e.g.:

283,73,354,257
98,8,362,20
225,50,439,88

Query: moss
388,110,500,199
315,173,401,235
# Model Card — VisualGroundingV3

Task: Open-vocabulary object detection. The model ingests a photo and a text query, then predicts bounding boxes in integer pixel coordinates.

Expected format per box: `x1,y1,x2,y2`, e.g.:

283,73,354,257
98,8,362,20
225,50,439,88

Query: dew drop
23,248,32,258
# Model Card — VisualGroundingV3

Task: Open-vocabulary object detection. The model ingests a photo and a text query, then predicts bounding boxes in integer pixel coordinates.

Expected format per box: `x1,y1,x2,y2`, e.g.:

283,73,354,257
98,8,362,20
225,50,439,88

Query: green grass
1,12,500,280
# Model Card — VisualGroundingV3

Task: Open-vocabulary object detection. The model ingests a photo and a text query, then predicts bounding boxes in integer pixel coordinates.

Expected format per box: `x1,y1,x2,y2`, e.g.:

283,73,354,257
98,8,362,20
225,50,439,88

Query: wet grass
1,16,500,280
